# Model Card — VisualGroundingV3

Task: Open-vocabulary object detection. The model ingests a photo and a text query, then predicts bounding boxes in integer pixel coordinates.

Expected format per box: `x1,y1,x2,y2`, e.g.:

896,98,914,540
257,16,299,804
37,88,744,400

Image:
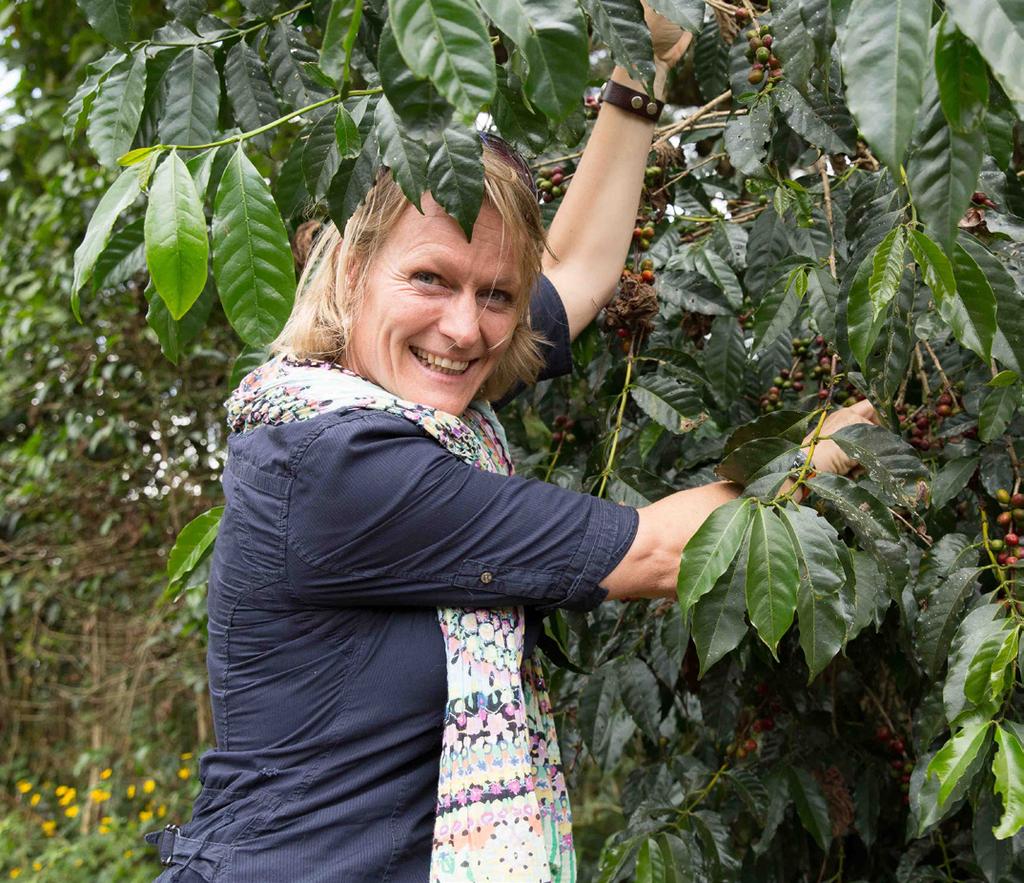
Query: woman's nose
437,292,483,351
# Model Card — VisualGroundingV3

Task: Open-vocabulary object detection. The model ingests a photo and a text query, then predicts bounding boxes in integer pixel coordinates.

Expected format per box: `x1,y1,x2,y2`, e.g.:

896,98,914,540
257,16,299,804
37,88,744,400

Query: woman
147,16,877,883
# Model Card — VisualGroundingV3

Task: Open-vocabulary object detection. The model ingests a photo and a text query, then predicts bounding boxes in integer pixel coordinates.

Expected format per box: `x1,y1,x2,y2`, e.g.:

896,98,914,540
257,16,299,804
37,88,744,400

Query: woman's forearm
601,480,744,601
542,66,663,341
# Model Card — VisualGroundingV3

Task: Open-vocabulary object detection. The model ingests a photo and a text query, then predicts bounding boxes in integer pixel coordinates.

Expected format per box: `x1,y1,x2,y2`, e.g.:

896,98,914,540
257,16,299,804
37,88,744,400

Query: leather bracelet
599,80,664,122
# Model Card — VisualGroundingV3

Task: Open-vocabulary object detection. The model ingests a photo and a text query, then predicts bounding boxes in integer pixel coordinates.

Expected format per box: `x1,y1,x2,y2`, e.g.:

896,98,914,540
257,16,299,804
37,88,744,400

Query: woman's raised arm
542,11,691,341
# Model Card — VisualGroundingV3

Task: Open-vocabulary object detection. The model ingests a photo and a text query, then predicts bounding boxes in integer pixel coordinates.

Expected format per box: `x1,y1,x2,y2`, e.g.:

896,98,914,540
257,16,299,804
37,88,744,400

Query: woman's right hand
805,399,880,477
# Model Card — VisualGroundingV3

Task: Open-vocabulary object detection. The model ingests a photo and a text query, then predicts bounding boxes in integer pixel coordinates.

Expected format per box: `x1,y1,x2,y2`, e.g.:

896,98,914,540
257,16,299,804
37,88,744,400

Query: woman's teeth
411,346,470,375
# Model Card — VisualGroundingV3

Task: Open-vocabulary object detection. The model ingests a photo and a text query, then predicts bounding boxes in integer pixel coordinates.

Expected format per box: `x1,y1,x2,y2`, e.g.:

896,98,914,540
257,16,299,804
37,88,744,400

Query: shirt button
479,571,494,585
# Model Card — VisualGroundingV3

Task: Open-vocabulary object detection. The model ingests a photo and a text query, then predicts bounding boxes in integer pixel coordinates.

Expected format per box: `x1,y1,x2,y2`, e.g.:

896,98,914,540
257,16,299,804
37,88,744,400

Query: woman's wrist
609,65,669,108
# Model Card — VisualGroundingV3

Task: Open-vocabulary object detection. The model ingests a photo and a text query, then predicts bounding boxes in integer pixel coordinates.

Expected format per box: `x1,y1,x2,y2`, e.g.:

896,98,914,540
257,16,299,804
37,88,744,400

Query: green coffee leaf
72,168,142,316
703,315,746,407
693,560,747,677
960,235,1024,374
945,605,1009,725
945,0,1024,110
375,96,428,210
93,218,146,292
303,108,341,201
781,506,846,681
212,146,296,347
992,722,1024,839
723,410,810,457
87,50,147,168
830,423,928,508
716,437,797,487
320,0,363,85
753,269,804,352
617,658,662,735
945,241,998,362
979,385,1020,442
964,622,1018,706
693,249,744,310
158,47,220,147
906,93,985,256
930,456,978,509
745,505,800,657
917,565,978,676
927,718,991,806
77,0,132,43
144,278,216,364
678,498,755,615
390,0,496,120
266,21,327,112
773,81,854,153
867,226,907,319
806,472,898,540
377,22,453,140
327,135,380,230
167,505,224,587
907,228,955,306
934,14,989,132
647,0,704,32
840,0,930,173
224,39,281,152
580,0,655,86
787,766,832,852
145,151,209,319
630,375,706,435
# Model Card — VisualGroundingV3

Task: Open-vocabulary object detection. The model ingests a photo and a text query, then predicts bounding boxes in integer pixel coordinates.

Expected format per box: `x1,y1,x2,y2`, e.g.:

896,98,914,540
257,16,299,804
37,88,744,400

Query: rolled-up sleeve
285,411,638,611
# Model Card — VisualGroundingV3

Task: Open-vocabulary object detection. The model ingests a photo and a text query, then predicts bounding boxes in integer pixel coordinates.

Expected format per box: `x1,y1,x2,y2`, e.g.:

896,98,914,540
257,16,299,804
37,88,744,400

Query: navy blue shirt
166,277,638,882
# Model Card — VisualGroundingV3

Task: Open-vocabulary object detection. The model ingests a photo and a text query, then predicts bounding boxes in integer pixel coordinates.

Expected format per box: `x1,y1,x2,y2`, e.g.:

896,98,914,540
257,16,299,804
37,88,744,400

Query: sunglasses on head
478,131,538,200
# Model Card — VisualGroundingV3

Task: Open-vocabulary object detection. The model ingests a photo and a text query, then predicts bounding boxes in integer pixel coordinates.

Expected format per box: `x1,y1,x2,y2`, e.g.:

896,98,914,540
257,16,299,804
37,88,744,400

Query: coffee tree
70,0,1024,877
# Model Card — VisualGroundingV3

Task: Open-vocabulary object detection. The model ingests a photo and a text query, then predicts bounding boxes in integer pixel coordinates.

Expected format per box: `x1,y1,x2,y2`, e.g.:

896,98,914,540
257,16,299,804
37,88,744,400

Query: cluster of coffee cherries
534,164,571,203
725,683,779,760
550,413,576,448
755,335,848,413
896,389,971,452
631,220,657,252
992,489,1024,566
875,725,914,803
743,21,782,87
623,256,656,285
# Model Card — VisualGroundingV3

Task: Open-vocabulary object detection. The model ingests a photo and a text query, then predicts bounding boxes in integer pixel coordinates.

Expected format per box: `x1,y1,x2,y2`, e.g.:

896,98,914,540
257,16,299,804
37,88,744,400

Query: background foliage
3,0,1024,878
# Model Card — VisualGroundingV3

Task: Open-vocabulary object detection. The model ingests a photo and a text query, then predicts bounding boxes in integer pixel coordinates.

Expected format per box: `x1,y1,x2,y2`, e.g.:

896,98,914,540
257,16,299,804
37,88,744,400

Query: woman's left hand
806,399,881,476
642,2,692,73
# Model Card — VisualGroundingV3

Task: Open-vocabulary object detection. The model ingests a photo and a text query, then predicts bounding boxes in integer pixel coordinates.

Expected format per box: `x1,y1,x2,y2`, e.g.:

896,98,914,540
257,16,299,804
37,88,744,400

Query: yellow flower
126,784,136,799
54,786,68,797
58,788,76,807
101,816,112,825
177,768,190,780
31,864,41,872
41,820,56,836
138,810,153,822
16,780,31,794
9,868,21,879
100,768,112,780
89,788,111,803
29,794,40,807
142,779,155,794
64,805,79,818
122,850,133,859
157,804,167,818
180,752,193,760
99,825,110,834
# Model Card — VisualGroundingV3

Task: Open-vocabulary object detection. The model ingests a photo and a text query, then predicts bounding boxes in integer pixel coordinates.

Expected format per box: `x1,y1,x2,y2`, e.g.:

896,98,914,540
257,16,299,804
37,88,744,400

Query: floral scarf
225,354,575,882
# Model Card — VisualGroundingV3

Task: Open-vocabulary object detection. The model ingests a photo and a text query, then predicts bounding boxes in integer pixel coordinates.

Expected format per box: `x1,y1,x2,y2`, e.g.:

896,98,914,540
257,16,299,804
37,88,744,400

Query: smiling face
343,194,524,415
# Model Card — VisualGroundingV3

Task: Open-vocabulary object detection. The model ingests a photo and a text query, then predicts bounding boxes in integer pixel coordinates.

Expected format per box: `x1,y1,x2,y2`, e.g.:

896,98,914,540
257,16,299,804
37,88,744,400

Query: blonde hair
272,147,549,402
